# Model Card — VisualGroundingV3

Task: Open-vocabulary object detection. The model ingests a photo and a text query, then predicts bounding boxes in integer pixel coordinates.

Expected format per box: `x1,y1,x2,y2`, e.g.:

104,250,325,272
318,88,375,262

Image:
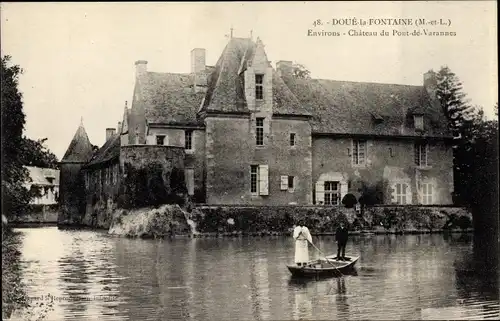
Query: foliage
1,55,60,219
191,206,346,234
341,193,358,208
1,55,31,219
19,137,59,169
435,66,475,141
436,66,498,220
292,63,311,79
358,181,384,206
117,163,187,209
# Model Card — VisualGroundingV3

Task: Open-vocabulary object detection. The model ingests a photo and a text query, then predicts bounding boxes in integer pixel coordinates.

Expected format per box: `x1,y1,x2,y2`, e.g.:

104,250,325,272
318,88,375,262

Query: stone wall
58,163,86,226
189,205,471,236
312,136,454,205
205,115,312,205
148,127,206,203
82,160,121,228
106,204,472,238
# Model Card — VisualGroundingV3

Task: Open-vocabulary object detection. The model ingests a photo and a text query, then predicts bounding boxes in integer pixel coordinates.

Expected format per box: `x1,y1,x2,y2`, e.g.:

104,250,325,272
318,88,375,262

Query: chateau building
59,35,453,223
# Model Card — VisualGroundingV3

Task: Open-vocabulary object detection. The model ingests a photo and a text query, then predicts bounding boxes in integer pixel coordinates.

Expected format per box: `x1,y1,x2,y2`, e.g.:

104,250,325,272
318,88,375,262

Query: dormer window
414,115,424,131
255,74,264,100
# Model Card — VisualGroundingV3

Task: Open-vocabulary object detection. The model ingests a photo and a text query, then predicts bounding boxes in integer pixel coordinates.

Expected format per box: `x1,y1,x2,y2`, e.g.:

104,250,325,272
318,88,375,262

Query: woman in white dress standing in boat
293,219,313,267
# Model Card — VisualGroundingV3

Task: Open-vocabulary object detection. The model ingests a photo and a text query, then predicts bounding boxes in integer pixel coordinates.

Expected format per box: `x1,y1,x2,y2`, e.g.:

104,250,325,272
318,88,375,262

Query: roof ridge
314,78,423,87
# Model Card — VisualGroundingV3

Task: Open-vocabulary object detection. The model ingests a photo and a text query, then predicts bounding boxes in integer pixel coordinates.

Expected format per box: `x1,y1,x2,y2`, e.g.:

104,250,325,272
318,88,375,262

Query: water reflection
14,228,500,320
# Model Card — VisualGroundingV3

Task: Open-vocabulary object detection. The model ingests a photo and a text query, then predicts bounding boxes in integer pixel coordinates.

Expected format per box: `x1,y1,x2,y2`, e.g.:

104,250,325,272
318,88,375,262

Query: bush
117,163,187,209
342,193,358,208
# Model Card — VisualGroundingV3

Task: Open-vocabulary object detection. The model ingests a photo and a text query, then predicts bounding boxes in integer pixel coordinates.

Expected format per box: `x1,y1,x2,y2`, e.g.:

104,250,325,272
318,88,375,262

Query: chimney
191,48,206,74
276,60,293,77
106,128,116,141
135,60,148,79
117,122,122,133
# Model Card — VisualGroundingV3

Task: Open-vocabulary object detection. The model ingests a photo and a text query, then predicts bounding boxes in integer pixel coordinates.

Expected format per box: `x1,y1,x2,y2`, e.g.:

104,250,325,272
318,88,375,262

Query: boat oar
309,241,345,277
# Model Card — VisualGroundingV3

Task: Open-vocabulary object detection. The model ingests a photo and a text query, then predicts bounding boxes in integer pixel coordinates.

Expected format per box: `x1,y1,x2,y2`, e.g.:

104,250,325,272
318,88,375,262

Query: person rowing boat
293,219,313,267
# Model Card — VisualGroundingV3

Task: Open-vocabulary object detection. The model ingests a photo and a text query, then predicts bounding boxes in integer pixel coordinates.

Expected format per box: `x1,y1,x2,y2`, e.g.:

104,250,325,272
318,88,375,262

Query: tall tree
435,66,475,141
1,56,30,218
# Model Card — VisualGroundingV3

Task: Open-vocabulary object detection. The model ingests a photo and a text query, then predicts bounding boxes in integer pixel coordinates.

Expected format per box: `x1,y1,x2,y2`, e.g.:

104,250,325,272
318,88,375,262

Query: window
185,130,193,150
251,165,258,193
255,74,264,100
290,133,296,146
156,135,165,145
352,140,366,165
394,183,409,204
420,182,433,204
256,118,264,146
250,165,269,195
414,142,428,166
324,181,340,205
288,176,295,190
414,115,424,131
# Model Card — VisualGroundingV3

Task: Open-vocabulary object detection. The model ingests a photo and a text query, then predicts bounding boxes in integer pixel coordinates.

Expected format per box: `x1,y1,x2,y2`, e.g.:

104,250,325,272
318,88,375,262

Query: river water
12,227,499,320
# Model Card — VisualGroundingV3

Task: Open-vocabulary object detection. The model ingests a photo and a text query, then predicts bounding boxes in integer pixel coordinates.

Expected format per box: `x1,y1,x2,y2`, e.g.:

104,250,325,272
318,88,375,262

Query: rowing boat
286,255,359,278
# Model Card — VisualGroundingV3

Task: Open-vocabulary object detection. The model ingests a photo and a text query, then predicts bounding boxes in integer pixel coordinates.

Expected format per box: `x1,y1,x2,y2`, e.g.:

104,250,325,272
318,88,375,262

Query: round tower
58,119,94,227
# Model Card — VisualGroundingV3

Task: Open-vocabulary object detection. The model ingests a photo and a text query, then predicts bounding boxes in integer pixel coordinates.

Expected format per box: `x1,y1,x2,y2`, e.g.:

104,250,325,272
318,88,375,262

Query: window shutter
340,181,348,202
405,183,412,204
315,181,324,204
280,176,288,190
259,165,269,195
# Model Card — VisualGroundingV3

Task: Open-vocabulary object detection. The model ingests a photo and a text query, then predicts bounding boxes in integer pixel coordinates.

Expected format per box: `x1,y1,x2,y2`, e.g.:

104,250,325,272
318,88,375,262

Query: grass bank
2,228,54,320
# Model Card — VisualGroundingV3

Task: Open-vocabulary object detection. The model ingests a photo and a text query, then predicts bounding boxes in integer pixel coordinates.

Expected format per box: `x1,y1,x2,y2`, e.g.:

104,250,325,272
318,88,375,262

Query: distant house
59,34,454,224
24,166,60,205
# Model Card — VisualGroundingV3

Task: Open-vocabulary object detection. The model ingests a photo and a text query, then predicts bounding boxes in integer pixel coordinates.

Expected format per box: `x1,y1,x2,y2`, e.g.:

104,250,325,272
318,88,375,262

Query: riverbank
7,204,58,225
106,204,473,238
2,228,54,320
2,230,27,319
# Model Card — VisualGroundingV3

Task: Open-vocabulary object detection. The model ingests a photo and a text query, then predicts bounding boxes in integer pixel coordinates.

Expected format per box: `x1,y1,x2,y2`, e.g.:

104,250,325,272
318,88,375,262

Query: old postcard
1,2,498,320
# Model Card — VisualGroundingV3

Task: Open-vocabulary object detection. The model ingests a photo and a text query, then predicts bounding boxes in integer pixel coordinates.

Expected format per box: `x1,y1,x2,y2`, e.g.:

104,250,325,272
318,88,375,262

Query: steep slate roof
200,37,310,116
201,37,252,114
61,122,94,163
280,74,451,137
24,166,60,186
134,36,449,137
140,71,209,125
84,134,120,168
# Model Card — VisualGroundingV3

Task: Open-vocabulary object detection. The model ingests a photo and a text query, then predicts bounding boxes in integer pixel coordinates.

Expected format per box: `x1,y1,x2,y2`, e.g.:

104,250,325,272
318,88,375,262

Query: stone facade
60,35,455,221
312,136,454,205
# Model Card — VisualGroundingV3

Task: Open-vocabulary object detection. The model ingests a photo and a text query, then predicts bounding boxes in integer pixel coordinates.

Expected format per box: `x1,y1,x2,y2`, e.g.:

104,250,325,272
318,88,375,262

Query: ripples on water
13,227,500,320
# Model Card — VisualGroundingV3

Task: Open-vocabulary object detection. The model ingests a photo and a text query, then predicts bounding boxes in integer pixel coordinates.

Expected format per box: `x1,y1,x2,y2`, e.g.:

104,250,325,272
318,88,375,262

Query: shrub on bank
192,206,348,234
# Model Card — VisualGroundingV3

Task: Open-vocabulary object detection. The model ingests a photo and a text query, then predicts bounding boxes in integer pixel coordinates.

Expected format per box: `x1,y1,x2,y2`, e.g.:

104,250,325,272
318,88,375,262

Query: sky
1,1,497,160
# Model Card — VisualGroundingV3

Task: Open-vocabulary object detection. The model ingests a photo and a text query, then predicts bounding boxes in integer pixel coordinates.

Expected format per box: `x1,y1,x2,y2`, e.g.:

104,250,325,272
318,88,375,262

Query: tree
292,63,311,79
435,66,475,141
1,56,31,218
19,137,59,169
